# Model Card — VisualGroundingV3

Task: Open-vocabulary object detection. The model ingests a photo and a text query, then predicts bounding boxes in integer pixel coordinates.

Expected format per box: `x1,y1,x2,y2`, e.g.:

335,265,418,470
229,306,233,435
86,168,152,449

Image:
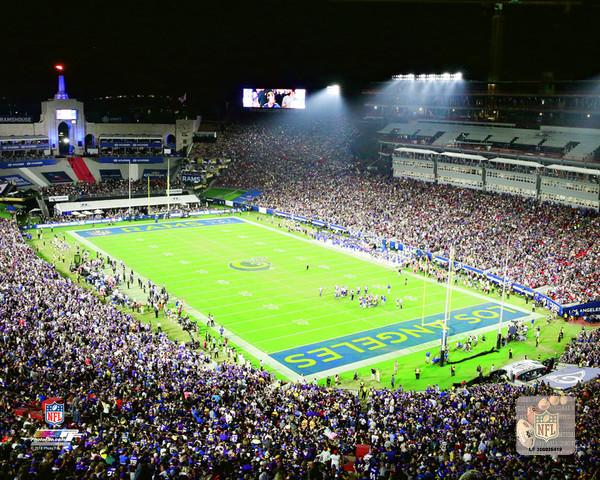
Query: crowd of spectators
0,217,599,479
41,178,181,200
211,121,598,305
29,118,600,305
560,328,600,368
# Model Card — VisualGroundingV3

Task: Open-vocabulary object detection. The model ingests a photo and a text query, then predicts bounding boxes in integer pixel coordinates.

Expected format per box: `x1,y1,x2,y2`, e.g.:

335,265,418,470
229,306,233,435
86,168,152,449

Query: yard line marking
240,216,535,317
67,229,302,382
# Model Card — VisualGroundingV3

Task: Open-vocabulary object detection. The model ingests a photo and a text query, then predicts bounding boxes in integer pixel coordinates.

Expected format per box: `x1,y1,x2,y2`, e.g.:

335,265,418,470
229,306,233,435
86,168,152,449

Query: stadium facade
366,79,600,210
0,71,199,189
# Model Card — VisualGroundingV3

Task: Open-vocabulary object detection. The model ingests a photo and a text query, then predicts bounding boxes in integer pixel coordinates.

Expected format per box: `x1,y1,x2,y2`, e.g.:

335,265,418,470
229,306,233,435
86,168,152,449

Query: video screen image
242,88,306,109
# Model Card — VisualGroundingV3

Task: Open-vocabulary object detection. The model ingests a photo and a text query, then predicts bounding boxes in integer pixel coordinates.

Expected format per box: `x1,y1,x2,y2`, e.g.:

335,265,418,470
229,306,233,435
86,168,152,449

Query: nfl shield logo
534,410,559,442
42,399,64,427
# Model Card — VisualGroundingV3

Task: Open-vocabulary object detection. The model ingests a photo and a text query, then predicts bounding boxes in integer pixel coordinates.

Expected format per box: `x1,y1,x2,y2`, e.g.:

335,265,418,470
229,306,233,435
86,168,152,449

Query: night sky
2,0,599,108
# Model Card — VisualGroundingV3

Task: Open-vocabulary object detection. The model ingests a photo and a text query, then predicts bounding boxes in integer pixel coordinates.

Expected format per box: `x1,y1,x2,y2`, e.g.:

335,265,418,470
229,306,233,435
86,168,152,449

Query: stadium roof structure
462,131,490,142
512,136,543,146
440,151,487,161
488,157,543,168
394,147,438,155
542,136,573,149
381,120,600,163
546,164,600,176
487,132,518,144
55,194,201,213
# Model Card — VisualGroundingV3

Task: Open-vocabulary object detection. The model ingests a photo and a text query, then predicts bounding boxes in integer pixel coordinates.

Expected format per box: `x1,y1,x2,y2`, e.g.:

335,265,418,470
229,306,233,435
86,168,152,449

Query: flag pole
147,175,150,215
128,159,132,216
421,259,427,326
167,157,170,215
497,236,511,347
440,246,454,366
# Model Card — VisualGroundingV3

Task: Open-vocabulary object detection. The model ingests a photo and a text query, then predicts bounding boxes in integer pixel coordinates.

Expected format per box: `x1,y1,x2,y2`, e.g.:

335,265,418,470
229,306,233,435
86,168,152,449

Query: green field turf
29,212,586,390
201,187,247,201
57,213,565,386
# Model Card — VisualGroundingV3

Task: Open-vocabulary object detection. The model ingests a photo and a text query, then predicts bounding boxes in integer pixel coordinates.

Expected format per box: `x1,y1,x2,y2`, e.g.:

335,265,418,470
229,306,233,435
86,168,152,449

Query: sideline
68,229,303,382
68,214,543,383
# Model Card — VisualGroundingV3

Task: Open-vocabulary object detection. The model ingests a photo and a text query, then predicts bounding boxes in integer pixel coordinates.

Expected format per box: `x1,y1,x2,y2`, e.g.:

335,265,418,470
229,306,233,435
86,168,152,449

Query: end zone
271,302,530,376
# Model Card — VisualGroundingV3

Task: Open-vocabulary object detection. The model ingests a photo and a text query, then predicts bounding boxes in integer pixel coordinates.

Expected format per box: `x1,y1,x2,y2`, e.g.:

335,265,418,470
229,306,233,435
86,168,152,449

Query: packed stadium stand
378,121,600,162
1,69,599,480
1,216,599,478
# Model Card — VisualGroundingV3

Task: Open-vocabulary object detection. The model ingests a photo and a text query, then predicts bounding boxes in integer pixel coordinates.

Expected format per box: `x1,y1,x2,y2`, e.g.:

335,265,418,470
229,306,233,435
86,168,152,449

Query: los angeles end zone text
73,216,531,378
274,302,526,375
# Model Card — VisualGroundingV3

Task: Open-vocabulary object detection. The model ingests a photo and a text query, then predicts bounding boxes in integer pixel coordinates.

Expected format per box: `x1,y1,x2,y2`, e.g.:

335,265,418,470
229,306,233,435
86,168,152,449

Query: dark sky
1,0,599,107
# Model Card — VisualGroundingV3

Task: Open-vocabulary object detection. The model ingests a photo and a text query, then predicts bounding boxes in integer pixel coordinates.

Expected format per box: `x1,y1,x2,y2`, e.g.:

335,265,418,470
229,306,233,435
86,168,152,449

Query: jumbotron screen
242,88,306,109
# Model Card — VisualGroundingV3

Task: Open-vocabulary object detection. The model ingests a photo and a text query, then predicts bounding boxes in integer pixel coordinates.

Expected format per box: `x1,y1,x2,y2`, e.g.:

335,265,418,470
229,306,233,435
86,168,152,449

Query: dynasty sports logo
516,395,575,455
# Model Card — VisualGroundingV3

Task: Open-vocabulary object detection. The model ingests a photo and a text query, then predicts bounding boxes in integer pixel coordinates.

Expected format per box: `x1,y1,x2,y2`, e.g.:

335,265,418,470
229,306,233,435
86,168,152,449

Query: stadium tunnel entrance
57,121,71,155
84,133,95,148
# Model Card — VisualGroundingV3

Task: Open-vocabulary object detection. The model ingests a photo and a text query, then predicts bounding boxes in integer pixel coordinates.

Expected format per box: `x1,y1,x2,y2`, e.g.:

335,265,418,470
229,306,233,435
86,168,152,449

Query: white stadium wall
0,123,42,137
40,98,87,153
0,79,202,156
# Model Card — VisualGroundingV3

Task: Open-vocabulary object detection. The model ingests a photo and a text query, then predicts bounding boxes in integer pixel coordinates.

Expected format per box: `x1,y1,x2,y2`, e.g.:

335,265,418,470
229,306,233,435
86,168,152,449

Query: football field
68,215,534,381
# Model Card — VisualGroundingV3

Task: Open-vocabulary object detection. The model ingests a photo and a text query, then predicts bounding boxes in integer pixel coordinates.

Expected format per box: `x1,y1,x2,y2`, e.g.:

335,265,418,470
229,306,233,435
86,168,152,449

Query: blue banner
534,294,562,314
233,189,262,203
181,173,203,184
0,159,56,169
562,301,600,317
511,283,534,295
99,169,123,180
99,141,162,148
487,273,504,285
463,265,484,275
42,171,73,184
98,156,164,164
0,143,49,151
0,174,32,186
142,169,167,179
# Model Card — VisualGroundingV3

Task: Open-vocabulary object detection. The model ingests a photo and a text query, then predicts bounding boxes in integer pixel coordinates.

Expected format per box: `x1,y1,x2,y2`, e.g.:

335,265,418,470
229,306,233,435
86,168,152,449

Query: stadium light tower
326,84,341,95
392,72,463,81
